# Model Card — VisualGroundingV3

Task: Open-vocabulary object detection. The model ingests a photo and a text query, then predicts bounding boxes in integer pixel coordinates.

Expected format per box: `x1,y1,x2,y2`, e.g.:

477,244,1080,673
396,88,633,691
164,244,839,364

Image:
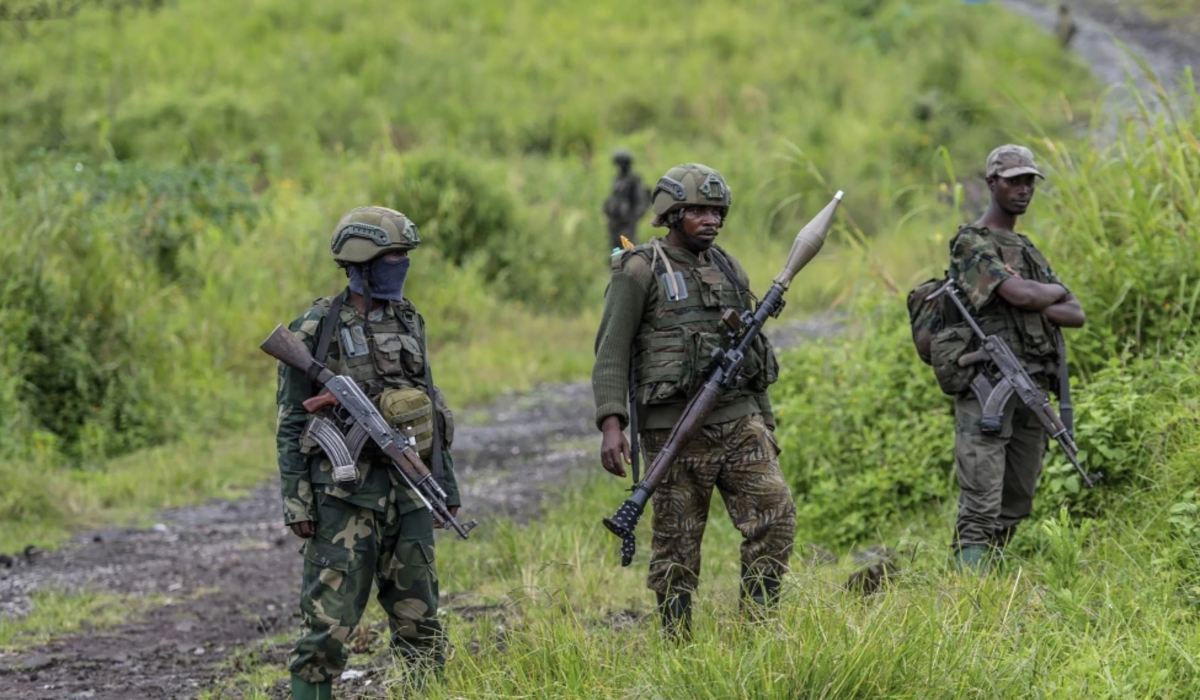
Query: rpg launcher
602,191,844,566
261,325,478,539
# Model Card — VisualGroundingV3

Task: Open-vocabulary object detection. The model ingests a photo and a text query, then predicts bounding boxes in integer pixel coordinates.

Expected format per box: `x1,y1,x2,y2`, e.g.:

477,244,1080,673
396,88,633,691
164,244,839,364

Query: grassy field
260,78,1199,699
0,0,1095,548
7,0,1200,697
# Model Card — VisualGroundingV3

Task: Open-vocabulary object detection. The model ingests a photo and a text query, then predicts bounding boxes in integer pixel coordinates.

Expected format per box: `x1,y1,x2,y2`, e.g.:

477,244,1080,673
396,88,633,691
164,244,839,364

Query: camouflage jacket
948,224,1068,375
276,294,460,525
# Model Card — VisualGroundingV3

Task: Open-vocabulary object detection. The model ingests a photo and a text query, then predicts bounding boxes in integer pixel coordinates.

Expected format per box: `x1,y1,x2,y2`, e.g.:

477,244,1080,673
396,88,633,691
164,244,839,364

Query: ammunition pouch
378,386,435,460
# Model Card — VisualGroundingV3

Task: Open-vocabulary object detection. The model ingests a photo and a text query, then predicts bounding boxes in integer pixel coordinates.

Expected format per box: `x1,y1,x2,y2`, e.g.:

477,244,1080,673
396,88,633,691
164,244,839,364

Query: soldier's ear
985,176,997,194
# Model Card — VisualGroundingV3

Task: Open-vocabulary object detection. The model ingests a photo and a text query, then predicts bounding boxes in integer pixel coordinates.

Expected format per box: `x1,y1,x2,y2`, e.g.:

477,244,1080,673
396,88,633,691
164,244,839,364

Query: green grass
0,589,160,649
0,0,1099,549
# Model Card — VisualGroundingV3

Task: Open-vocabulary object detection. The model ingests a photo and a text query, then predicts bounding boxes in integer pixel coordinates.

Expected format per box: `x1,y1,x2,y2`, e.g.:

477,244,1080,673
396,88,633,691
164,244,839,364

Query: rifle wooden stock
260,324,334,385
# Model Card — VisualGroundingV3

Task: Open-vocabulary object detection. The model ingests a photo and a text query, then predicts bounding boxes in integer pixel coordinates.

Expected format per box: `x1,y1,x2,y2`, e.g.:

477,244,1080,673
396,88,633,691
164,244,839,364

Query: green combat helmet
650,163,732,227
612,148,633,167
329,206,421,265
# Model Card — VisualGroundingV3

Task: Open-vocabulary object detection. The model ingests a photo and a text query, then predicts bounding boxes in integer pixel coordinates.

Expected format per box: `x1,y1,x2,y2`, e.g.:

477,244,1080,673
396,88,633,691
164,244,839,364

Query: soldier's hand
290,521,316,539
433,507,460,529
600,416,631,478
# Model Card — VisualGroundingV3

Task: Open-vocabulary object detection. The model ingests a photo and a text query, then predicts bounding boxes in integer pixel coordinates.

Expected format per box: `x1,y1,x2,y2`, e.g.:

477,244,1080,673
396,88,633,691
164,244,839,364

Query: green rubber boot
953,544,990,574
291,674,333,700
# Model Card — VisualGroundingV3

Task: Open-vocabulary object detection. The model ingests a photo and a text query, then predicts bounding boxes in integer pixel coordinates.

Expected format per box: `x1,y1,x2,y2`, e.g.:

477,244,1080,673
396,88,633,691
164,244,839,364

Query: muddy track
1,6,1197,695
0,318,842,700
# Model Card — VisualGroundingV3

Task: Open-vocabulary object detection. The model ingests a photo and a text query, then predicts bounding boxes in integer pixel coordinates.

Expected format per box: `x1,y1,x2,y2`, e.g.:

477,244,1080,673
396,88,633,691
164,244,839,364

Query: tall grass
0,0,1095,543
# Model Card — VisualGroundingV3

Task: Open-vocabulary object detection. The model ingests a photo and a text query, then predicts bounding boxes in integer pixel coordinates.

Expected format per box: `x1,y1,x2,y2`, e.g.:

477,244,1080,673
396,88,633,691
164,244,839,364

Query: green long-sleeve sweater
591,240,773,433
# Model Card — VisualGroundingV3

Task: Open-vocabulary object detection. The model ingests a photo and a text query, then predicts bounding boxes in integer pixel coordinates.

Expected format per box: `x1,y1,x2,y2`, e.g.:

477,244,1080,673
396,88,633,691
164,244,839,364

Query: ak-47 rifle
602,192,845,566
261,325,478,539
926,278,1100,489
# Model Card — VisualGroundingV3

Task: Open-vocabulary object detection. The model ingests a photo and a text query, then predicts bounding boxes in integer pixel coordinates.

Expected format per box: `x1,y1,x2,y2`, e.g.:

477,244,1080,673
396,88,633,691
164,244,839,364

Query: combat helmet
612,148,633,166
650,163,732,227
329,206,420,265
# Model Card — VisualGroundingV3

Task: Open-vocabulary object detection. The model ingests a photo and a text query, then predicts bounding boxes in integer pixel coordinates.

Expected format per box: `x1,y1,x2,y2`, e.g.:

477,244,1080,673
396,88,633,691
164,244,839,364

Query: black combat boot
740,564,782,617
655,591,692,641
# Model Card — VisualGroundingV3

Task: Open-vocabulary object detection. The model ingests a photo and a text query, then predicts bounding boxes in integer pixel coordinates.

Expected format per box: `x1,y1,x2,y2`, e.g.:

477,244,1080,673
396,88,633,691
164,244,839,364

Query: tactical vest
952,226,1060,376
623,244,778,406
302,296,453,488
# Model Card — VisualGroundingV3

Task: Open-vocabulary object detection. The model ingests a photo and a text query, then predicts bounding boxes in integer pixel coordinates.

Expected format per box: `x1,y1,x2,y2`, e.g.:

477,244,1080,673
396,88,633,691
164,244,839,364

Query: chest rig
627,242,778,406
953,226,1060,376
303,291,445,488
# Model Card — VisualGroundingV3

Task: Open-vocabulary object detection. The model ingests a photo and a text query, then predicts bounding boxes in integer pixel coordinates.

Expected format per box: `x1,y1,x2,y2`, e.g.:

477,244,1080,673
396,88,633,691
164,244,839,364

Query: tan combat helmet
650,163,732,227
329,206,421,265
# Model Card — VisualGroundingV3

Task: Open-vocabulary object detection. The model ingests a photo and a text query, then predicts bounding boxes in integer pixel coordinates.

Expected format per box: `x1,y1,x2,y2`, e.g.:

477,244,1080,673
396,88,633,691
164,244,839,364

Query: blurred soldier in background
1056,4,1077,48
603,149,651,251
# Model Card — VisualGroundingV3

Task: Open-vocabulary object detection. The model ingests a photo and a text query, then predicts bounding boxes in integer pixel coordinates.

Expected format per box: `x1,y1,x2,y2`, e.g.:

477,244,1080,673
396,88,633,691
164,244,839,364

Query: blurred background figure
1056,4,1078,48
603,149,651,251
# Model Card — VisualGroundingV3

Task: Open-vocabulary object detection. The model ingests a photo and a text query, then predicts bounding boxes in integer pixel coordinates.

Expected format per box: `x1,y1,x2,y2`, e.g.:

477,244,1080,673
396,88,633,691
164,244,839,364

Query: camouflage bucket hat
330,206,421,264
986,145,1045,180
378,386,435,461
650,163,732,226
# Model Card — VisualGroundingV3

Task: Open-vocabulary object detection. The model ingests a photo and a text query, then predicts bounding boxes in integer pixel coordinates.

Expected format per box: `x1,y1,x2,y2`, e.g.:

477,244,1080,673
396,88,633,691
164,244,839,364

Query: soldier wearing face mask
591,164,795,637
274,206,462,699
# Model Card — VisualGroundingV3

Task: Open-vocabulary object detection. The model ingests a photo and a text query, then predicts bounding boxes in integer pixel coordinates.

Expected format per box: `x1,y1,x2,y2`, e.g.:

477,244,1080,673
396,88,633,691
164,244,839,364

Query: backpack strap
708,246,750,295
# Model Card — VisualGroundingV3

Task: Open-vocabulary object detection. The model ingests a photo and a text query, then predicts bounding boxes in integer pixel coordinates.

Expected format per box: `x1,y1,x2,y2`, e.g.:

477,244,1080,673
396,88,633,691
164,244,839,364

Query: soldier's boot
989,526,1017,565
390,619,447,689
290,674,333,700
739,565,782,618
953,544,990,574
655,592,692,641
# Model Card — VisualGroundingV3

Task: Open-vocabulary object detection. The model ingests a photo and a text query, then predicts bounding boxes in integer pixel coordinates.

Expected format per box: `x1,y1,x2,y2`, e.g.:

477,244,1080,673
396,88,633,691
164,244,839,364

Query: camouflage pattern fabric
948,225,1065,377
953,385,1048,547
641,413,796,596
276,297,460,525
289,487,443,683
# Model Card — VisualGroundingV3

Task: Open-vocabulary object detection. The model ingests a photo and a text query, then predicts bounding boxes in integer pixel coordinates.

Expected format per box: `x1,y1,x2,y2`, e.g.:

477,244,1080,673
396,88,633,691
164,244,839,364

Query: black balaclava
348,256,410,301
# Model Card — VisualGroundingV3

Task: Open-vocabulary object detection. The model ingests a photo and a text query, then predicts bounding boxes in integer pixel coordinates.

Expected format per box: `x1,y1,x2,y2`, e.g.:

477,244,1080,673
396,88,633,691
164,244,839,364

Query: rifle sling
1055,329,1074,437
309,290,346,388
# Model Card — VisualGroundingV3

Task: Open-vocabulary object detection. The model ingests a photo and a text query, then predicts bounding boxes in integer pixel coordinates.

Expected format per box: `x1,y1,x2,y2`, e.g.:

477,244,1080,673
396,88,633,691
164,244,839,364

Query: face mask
347,255,411,301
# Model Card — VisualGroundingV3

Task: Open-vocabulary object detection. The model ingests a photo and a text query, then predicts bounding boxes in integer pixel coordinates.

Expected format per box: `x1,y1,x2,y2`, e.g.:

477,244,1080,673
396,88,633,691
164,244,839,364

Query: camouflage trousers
288,487,442,684
642,413,796,596
953,390,1047,548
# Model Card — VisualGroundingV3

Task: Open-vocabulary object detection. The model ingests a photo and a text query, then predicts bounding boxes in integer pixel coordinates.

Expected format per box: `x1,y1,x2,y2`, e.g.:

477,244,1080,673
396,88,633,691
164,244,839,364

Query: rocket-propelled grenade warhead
773,191,844,290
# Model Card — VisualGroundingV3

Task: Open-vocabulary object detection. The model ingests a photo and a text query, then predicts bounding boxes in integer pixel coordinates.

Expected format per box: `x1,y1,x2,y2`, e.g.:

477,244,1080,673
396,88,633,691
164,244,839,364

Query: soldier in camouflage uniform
592,163,796,635
947,146,1085,571
603,149,651,251
275,207,462,699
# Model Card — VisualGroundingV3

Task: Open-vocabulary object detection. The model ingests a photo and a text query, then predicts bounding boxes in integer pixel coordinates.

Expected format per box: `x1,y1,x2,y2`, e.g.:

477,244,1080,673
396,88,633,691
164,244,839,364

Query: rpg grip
602,499,644,567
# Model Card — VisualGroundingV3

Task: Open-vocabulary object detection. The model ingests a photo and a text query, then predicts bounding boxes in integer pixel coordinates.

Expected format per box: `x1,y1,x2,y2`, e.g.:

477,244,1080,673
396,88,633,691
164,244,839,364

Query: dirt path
1,6,1197,696
0,317,842,700
1001,0,1199,99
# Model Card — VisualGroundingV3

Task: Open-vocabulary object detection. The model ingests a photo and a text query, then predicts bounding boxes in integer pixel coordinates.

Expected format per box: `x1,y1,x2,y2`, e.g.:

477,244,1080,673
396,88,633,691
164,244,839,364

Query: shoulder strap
709,246,752,296
309,291,346,390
